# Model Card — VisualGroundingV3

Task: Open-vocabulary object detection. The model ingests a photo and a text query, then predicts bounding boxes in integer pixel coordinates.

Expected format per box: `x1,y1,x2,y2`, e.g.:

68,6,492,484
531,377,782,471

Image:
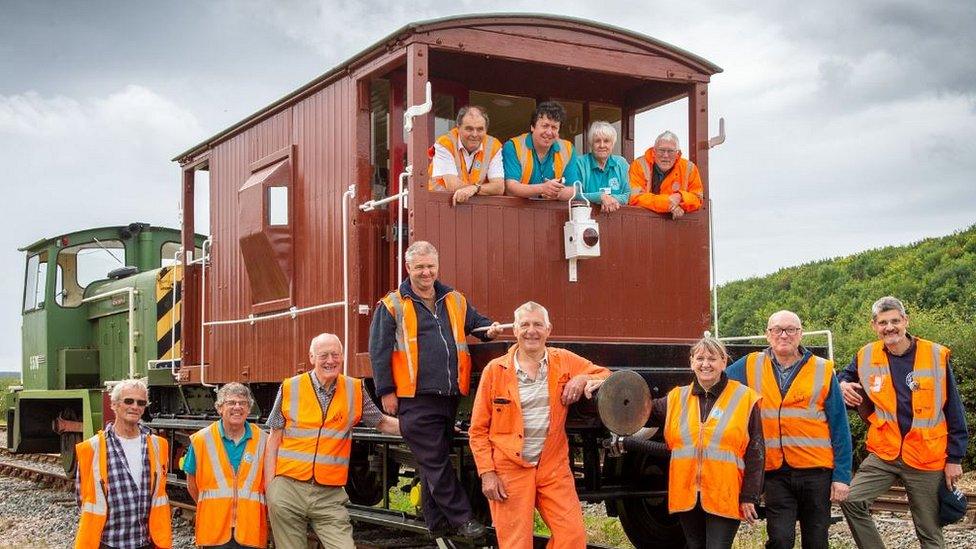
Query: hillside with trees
717,224,976,467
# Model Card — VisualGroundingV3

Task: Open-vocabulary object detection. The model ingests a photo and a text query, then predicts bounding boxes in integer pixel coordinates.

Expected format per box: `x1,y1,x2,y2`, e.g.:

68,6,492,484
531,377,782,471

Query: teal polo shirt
502,134,581,185
182,420,253,475
572,153,631,205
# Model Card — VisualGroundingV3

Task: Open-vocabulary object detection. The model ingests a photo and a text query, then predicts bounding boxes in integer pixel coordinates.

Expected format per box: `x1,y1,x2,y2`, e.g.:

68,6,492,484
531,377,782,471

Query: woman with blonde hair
647,337,765,548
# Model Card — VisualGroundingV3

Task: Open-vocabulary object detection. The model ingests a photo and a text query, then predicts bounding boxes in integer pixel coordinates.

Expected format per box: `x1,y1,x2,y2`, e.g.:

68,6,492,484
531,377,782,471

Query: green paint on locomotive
6,223,203,469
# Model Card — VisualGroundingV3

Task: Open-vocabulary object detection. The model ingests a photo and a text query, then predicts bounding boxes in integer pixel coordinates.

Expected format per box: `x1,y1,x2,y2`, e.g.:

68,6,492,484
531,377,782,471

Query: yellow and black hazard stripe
156,265,183,361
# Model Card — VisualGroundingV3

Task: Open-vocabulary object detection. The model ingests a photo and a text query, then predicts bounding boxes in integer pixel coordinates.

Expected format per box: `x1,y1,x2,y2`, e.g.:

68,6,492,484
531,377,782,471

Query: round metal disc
597,370,652,435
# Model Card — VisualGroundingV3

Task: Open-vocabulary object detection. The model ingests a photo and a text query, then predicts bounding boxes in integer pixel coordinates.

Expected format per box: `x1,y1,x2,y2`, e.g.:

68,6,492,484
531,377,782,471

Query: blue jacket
727,348,853,484
570,153,630,205
369,279,493,397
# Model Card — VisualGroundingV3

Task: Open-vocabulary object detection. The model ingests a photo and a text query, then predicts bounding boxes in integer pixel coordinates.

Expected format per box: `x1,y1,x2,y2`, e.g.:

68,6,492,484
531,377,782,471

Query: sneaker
455,519,486,540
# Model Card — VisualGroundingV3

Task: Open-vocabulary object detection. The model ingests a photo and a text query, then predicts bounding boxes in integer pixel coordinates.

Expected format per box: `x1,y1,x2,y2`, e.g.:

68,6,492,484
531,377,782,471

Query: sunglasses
121,398,149,407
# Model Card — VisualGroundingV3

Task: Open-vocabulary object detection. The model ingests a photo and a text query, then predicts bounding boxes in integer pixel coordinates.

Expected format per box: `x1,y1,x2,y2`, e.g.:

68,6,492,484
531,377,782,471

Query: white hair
871,296,907,319
404,241,438,265
215,382,254,408
110,378,148,403
587,120,617,146
513,301,551,328
654,130,680,149
309,333,342,354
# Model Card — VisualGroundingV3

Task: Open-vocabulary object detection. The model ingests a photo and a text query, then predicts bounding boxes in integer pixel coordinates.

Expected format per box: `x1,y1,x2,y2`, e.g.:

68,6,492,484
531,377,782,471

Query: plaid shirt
75,423,151,549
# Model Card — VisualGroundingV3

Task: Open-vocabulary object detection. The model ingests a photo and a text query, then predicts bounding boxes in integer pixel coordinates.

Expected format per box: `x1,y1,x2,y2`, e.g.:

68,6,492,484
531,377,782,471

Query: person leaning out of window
568,121,631,213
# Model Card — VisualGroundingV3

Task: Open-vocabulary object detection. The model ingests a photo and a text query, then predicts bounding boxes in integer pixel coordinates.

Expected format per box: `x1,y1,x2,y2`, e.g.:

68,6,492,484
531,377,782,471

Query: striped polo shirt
513,351,551,465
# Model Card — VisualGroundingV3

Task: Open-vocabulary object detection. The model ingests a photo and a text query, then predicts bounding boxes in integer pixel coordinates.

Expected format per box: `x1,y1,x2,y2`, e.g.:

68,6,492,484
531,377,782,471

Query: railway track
2,423,973,542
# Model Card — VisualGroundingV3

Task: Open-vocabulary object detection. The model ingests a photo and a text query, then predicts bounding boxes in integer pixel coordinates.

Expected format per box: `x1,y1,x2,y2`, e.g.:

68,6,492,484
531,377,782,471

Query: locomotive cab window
23,252,48,312
56,240,125,308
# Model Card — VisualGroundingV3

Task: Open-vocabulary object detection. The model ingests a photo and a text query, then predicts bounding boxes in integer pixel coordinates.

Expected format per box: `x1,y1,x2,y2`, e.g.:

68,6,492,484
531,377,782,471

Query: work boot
455,518,486,540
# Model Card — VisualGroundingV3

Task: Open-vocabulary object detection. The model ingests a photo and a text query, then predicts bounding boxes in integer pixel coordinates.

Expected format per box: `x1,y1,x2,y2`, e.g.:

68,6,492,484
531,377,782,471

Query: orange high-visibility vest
380,289,471,397
857,338,950,471
190,422,268,548
428,128,503,190
627,150,704,213
75,431,172,549
509,132,573,184
744,352,834,470
275,373,363,485
664,380,760,520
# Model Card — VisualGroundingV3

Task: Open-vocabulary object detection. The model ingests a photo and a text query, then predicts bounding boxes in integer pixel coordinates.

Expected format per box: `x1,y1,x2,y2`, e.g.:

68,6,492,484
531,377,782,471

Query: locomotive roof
173,13,722,162
18,224,184,253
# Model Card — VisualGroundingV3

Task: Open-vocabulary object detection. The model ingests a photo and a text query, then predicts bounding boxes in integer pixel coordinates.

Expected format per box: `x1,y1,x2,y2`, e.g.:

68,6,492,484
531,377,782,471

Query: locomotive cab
8,223,202,473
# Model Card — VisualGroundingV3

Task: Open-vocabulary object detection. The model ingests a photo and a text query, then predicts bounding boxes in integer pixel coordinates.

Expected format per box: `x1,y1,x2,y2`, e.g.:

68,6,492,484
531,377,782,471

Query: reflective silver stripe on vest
637,157,651,194
81,436,108,515
677,385,694,448
276,449,350,465
857,344,897,423
702,447,745,469
283,426,349,440
148,435,167,508
761,408,827,421
387,292,417,383
779,436,832,448
747,352,764,393
912,342,947,429
240,429,267,501
448,292,470,356
675,384,748,469
201,427,230,495
343,376,356,433
806,357,830,420
706,384,748,450
288,375,301,425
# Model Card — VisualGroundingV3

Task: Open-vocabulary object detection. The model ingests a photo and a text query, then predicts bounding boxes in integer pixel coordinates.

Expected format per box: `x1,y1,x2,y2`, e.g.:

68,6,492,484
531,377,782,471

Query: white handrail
82,287,139,379
170,247,182,379
359,187,408,211
343,184,354,374
360,167,412,286
203,301,344,326
198,238,214,387
709,198,719,337
719,329,834,361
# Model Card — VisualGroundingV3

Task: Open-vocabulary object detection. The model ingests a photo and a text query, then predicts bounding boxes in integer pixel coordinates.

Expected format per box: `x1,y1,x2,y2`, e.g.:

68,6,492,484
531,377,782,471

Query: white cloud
0,85,204,369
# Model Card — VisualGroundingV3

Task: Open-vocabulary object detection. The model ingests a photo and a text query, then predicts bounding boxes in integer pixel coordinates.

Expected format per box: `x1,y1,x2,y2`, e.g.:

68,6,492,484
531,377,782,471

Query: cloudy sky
2,1,974,369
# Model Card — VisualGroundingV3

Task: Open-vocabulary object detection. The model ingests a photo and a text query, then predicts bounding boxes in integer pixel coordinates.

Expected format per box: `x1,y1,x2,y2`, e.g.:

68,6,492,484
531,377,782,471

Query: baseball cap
938,482,967,526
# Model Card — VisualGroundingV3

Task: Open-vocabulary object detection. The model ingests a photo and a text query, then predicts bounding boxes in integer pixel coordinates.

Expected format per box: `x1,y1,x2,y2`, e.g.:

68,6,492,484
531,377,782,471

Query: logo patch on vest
708,406,724,421
473,160,482,169
870,374,885,393
906,372,920,391
243,453,254,463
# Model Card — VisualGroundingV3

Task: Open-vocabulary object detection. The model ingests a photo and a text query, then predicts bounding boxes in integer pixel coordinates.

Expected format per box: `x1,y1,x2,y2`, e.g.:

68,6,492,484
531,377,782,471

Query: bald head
767,310,802,329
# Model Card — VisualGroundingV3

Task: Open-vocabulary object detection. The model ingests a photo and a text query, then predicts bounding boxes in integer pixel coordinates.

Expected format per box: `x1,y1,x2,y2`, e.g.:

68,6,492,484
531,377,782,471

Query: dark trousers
677,502,740,549
764,467,832,549
398,394,472,529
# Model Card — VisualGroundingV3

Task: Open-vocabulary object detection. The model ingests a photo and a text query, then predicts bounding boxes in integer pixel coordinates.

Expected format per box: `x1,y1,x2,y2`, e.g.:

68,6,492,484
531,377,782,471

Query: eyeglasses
121,398,149,407
654,147,678,156
767,327,801,336
220,399,250,408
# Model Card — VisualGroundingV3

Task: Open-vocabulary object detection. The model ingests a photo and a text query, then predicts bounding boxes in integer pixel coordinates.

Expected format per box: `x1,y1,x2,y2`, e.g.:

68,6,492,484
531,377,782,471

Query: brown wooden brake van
168,14,722,546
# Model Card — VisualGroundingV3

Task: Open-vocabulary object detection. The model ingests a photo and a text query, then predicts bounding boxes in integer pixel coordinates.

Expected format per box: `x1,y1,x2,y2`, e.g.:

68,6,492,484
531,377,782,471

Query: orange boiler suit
469,345,611,548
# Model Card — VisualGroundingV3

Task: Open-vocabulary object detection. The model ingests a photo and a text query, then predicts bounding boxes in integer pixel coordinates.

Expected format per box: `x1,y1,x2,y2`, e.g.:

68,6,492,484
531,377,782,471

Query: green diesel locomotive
6,223,203,474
